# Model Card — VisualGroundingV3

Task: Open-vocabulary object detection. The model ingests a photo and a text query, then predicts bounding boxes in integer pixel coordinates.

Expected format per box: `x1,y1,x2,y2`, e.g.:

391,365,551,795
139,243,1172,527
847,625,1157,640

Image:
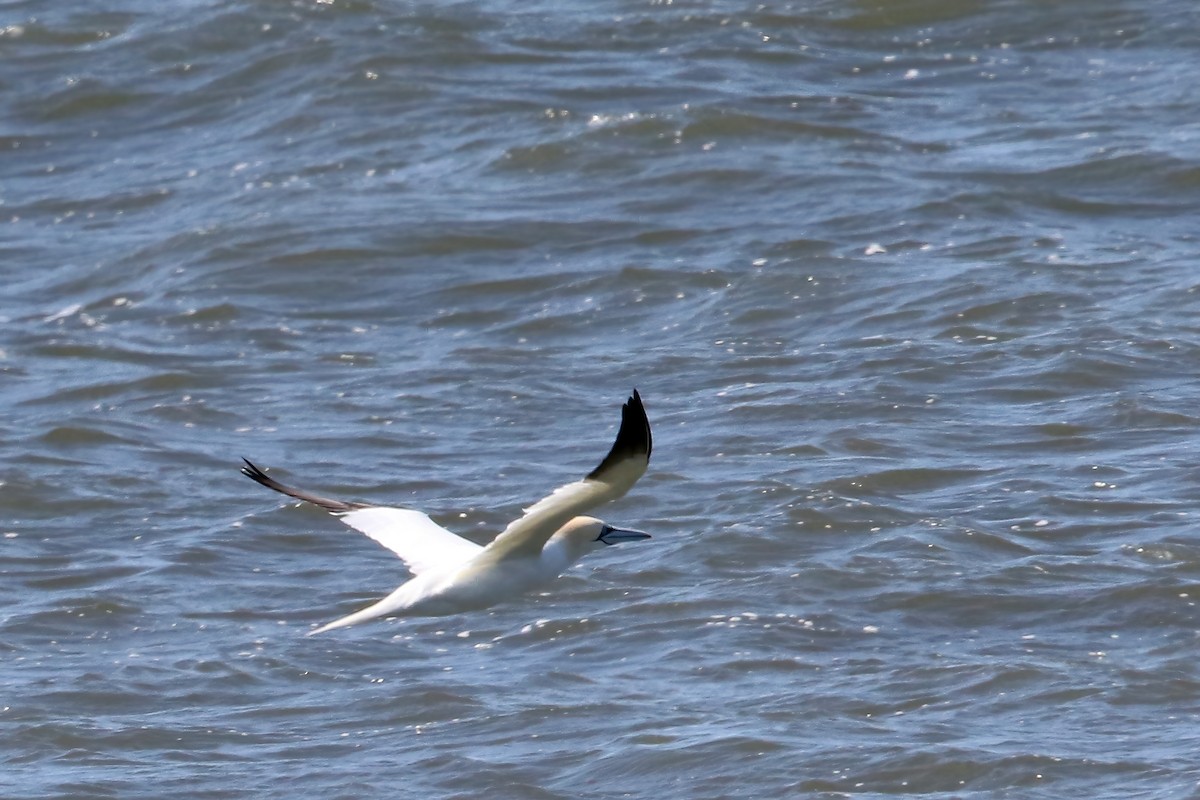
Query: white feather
335,507,481,575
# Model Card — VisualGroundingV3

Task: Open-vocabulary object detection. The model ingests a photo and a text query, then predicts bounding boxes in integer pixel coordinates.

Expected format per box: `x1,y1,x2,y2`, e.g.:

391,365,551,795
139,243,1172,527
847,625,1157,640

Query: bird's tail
307,610,368,636
306,588,412,636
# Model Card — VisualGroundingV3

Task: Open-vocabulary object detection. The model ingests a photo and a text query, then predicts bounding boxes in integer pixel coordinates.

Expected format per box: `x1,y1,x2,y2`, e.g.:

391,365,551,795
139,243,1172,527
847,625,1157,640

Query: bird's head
553,515,651,558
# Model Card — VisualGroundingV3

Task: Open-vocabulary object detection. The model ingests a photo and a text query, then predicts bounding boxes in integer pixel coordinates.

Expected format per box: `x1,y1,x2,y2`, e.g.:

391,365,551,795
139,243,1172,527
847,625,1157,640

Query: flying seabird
242,390,652,635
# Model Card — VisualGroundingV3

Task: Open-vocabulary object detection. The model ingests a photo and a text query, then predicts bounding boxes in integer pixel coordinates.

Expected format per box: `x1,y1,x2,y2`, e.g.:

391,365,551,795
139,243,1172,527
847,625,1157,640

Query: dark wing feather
240,458,370,513
585,389,652,481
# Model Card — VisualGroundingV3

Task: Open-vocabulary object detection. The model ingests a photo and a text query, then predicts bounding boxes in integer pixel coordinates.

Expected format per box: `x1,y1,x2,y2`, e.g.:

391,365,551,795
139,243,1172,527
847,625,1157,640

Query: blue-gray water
4,1,1200,797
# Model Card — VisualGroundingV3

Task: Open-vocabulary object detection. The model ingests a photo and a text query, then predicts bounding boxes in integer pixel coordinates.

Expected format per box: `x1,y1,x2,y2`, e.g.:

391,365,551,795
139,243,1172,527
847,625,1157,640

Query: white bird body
242,391,653,635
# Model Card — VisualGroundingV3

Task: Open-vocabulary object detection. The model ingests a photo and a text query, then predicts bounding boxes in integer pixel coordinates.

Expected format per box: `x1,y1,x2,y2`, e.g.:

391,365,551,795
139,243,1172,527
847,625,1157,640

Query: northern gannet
242,390,652,635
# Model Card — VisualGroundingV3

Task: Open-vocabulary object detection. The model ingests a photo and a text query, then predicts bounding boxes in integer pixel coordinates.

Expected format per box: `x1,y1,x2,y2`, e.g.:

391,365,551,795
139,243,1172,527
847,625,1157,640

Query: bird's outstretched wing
241,459,481,575
478,390,652,562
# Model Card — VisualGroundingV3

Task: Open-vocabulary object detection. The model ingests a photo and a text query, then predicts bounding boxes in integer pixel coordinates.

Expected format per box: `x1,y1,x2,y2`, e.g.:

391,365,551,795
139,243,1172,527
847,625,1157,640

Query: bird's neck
540,536,586,574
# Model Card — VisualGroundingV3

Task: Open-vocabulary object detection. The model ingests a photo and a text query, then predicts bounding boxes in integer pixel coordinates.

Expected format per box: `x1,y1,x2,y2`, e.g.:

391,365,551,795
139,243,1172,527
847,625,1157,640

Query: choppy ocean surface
5,0,1200,797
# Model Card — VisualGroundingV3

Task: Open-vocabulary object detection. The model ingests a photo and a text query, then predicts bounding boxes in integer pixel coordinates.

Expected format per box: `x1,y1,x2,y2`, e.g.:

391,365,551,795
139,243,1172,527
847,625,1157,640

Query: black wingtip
240,457,367,514
241,457,283,492
586,390,652,481
631,389,652,460
241,457,263,481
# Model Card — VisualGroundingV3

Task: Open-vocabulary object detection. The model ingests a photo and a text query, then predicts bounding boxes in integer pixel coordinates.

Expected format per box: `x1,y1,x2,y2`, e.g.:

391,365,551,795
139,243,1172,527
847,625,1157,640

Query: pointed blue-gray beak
597,525,651,546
